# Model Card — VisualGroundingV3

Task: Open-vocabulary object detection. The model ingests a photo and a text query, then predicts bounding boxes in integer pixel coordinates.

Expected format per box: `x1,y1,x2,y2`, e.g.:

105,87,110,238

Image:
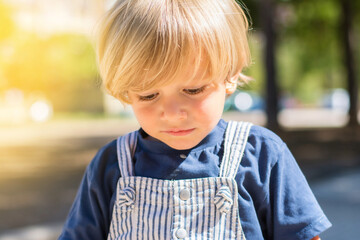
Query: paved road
311,169,360,239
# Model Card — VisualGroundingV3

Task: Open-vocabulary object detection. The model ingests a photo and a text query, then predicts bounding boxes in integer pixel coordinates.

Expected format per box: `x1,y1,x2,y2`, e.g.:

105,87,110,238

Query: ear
225,75,238,95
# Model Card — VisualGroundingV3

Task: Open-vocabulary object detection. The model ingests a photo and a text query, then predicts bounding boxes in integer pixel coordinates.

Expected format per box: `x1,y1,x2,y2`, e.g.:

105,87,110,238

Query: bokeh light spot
29,100,53,122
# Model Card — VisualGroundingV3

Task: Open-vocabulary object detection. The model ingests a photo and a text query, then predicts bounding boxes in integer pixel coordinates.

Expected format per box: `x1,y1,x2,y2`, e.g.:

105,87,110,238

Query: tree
243,0,359,128
339,0,359,127
260,0,280,129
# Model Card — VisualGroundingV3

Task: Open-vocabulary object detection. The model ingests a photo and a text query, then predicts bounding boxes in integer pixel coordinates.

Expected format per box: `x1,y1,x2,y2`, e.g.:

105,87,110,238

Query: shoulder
234,123,288,178
226,121,288,168
87,139,119,183
247,124,285,148
236,124,291,195
228,121,284,147
89,139,118,167
96,139,118,157
245,124,287,165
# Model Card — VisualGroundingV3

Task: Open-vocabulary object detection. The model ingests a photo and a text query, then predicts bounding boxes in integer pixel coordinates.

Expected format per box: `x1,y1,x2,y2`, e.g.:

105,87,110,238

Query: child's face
128,71,237,150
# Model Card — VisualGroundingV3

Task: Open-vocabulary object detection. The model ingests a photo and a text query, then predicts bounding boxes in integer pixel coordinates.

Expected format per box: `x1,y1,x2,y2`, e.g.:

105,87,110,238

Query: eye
138,93,159,101
183,85,207,95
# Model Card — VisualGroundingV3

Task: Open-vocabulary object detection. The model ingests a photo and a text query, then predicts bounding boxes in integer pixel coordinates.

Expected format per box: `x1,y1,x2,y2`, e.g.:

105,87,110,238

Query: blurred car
322,88,350,112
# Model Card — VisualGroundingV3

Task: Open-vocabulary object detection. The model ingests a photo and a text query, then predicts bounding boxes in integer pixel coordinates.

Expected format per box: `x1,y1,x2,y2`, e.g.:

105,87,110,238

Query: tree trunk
340,0,358,127
260,0,279,130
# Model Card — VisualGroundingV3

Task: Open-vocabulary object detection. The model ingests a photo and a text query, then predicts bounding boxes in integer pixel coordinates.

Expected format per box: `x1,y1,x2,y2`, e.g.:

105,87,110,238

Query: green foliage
277,0,347,104
2,33,102,112
242,33,265,93
280,0,350,104
243,0,359,106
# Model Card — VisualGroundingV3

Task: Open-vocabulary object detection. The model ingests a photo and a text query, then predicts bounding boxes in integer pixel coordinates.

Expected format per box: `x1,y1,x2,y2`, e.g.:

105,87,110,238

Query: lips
162,128,195,136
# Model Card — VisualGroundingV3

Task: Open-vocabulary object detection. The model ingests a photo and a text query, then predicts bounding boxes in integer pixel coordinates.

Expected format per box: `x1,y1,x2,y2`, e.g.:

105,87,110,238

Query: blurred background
0,0,359,239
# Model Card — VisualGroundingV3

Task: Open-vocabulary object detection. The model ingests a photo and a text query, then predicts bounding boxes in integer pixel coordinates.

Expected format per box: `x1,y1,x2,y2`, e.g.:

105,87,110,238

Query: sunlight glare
29,100,52,122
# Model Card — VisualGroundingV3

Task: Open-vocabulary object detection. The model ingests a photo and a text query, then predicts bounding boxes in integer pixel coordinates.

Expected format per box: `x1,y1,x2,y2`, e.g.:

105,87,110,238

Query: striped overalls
107,121,252,240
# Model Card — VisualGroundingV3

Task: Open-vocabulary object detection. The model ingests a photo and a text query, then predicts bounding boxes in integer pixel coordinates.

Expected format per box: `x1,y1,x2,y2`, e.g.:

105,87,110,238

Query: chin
166,141,199,150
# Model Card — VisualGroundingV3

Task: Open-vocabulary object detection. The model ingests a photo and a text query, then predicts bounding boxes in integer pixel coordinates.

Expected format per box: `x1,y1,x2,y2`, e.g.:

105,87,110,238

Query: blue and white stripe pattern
117,186,136,209
220,121,252,178
214,186,233,214
108,121,252,240
116,131,138,177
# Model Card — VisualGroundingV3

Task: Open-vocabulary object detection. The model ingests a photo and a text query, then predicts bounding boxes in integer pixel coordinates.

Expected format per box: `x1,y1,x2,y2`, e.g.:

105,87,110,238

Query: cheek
194,93,226,118
132,105,155,126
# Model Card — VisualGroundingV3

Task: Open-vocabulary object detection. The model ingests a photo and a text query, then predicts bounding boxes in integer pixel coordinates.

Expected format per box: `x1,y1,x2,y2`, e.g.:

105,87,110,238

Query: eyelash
138,93,159,101
138,85,207,102
183,85,207,95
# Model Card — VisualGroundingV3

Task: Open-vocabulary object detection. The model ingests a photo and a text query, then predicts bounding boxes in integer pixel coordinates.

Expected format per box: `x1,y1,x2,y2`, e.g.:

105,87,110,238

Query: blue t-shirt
59,119,331,240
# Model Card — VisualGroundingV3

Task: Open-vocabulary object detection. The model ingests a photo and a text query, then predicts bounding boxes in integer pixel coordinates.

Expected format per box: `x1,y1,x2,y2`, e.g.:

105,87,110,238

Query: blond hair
96,0,251,103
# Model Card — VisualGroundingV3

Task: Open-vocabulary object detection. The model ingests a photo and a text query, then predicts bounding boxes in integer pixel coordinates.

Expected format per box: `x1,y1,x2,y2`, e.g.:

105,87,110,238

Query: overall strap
219,121,252,178
116,131,138,177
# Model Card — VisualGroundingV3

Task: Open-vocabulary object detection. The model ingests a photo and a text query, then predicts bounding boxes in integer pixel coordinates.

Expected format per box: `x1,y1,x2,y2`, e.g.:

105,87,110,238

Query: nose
160,97,187,121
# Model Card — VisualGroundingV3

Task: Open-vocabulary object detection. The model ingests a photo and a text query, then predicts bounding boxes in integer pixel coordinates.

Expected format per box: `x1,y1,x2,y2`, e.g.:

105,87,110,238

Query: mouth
162,128,195,136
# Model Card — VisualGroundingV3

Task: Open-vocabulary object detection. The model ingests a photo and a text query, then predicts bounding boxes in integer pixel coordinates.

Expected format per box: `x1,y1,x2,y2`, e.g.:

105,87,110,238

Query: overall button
179,188,190,201
176,228,187,239
179,154,187,159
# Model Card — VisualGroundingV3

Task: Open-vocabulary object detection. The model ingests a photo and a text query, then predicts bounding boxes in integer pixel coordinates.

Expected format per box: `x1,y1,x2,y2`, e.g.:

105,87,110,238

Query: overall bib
108,121,252,240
